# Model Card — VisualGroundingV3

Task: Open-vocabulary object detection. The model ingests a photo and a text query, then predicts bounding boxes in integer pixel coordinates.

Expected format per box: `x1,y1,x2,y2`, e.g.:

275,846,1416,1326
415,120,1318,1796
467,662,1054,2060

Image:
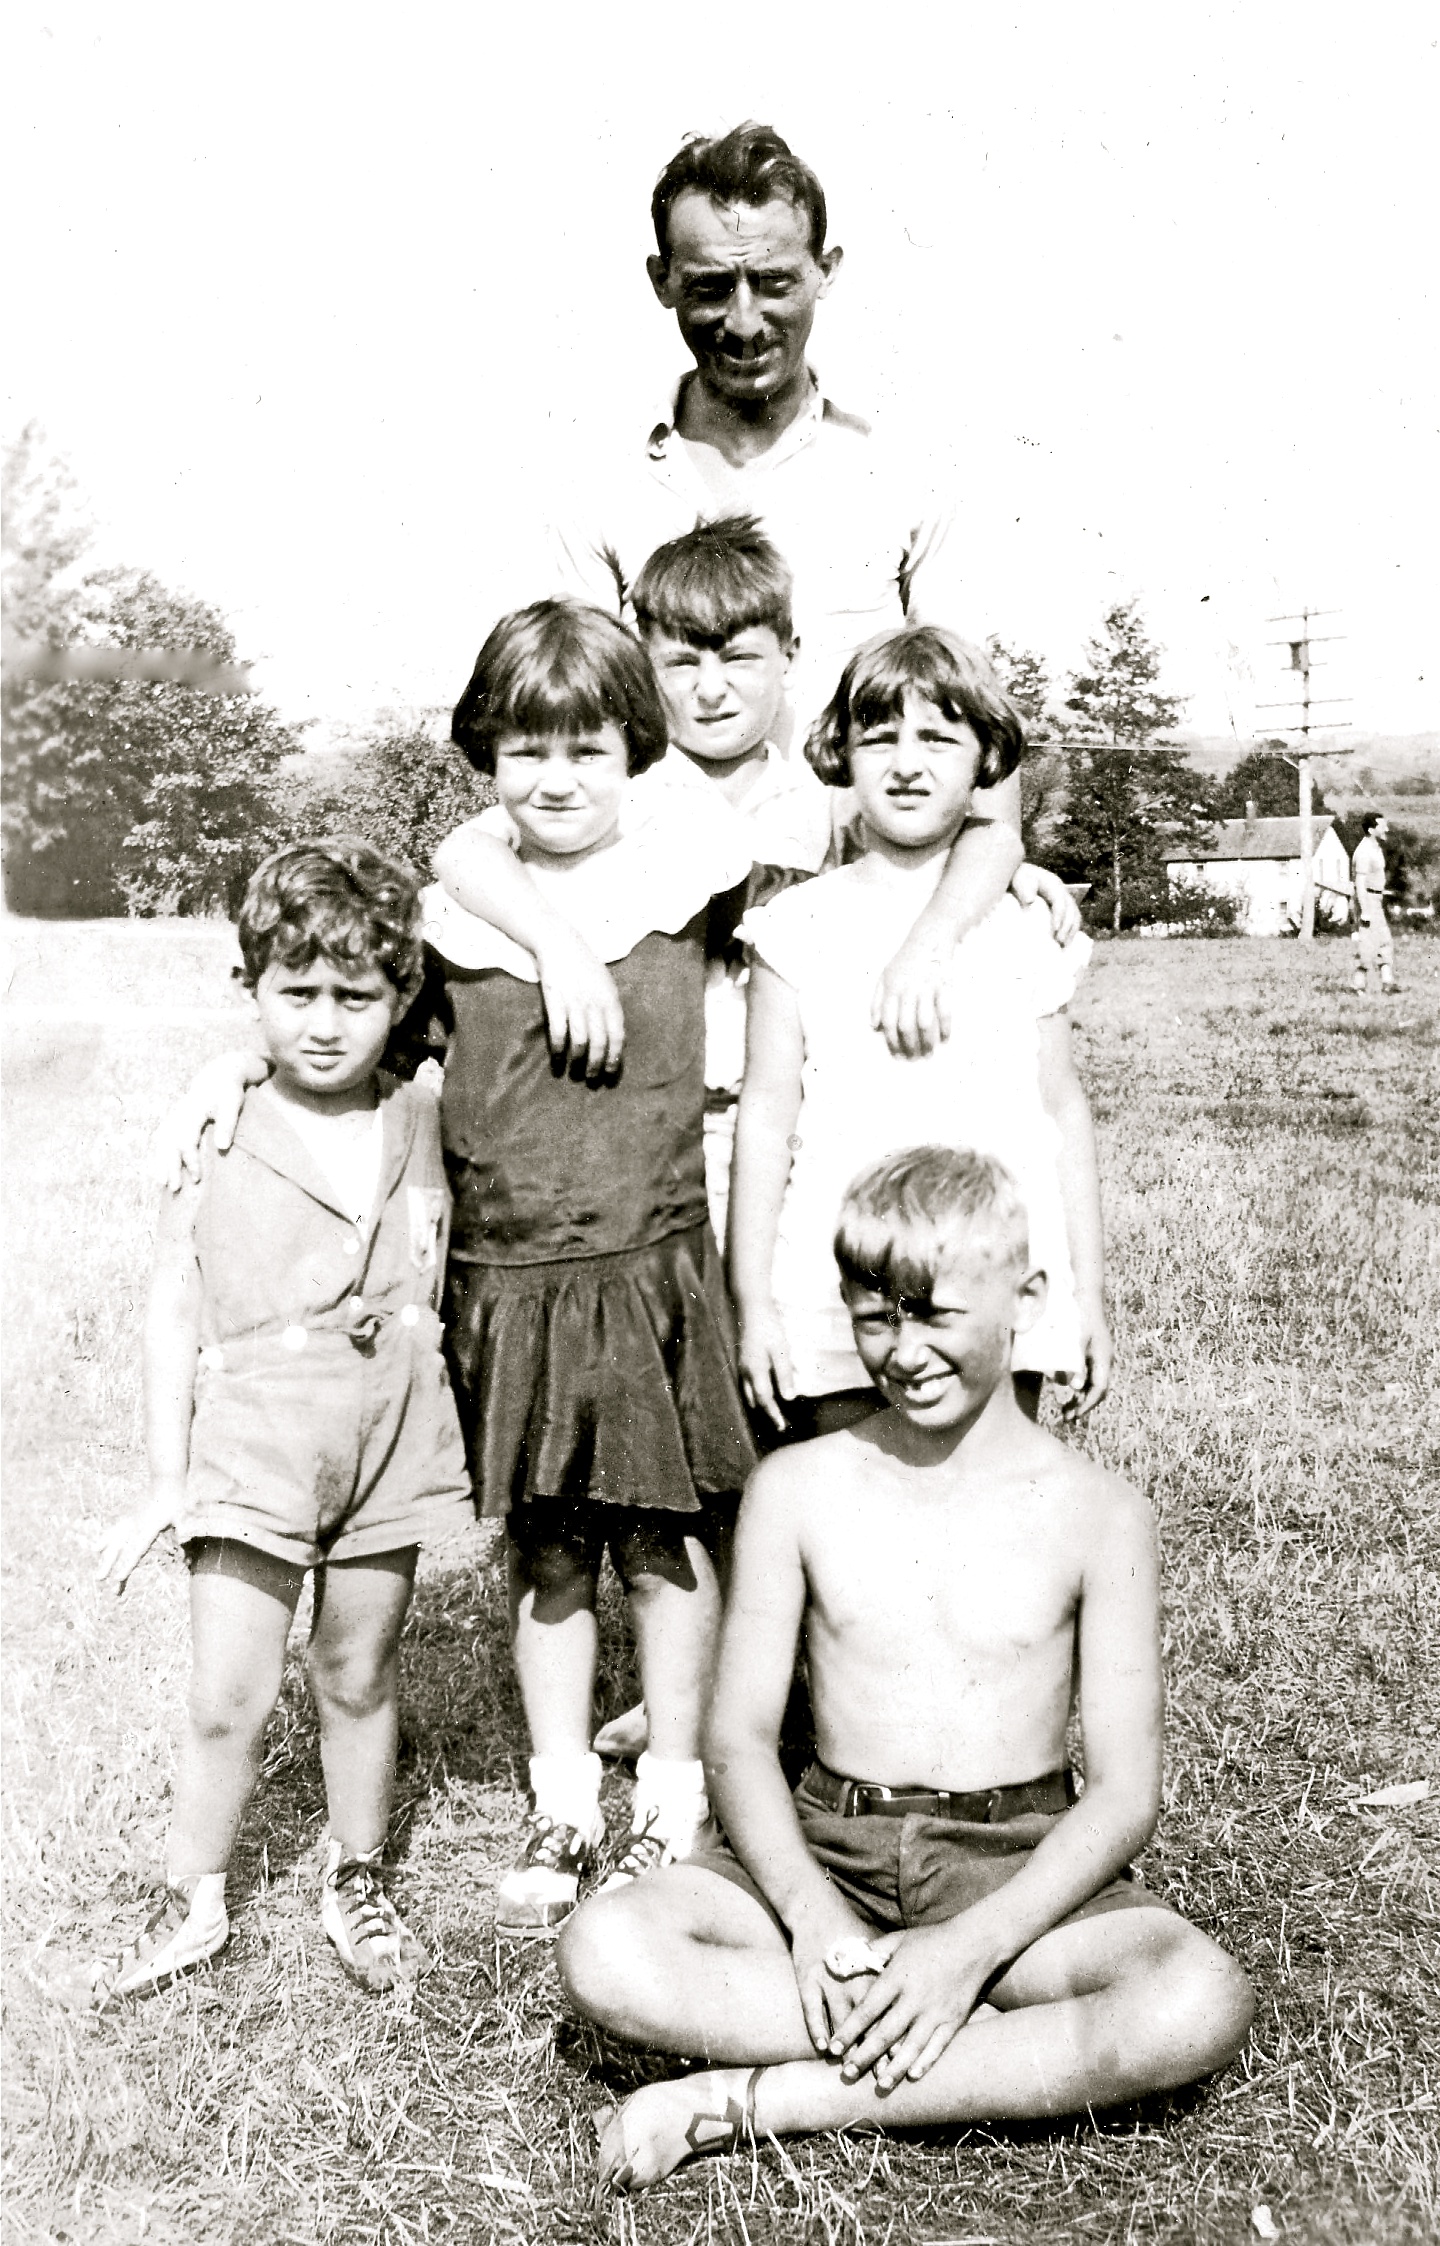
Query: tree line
5,429,1433,927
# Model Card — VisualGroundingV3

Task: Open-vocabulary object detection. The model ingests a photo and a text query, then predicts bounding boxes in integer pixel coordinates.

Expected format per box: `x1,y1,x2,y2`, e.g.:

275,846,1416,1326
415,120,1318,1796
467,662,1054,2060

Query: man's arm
831,1476,1163,2089
1036,1009,1111,1419
727,962,803,1430
432,826,625,1077
98,1183,204,1591
705,1453,878,2051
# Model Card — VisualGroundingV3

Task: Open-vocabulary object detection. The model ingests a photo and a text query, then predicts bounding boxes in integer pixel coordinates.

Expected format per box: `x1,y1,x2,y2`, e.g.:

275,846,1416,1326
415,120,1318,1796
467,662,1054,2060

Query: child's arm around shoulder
868,773,1079,1057
433,820,626,1079
97,1176,205,1594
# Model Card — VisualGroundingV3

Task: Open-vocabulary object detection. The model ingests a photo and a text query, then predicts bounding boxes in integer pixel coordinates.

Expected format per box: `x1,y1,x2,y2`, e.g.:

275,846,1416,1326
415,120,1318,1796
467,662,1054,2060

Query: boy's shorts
691,1762,1175,1935
507,1488,739,1595
176,1308,473,1571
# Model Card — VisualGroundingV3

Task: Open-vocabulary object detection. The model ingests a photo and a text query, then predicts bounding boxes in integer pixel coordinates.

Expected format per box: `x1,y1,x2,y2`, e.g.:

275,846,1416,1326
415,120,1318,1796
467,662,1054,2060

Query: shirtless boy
559,1145,1253,2190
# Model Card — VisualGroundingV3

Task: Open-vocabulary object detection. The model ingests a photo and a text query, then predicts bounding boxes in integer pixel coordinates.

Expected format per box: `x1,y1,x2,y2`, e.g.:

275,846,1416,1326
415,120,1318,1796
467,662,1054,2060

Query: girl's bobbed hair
237,837,424,1003
805,625,1025,791
451,599,670,778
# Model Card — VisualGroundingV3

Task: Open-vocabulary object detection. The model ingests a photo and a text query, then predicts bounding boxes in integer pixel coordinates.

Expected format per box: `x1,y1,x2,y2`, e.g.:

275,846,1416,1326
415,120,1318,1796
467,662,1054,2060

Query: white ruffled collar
423,824,752,979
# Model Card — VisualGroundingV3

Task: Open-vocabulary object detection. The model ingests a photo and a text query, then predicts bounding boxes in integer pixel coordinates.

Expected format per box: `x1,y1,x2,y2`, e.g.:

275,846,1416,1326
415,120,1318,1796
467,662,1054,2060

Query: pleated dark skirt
444,1223,756,1519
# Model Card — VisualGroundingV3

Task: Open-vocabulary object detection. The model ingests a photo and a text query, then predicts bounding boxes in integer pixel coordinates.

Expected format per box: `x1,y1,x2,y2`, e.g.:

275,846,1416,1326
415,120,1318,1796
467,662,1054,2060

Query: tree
279,721,491,882
1054,600,1204,932
3,430,302,916
1212,743,1327,822
984,635,1068,863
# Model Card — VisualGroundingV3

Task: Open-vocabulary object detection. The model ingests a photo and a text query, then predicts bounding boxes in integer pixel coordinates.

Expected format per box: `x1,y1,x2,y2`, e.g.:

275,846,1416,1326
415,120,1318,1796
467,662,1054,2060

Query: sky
7,2,1438,747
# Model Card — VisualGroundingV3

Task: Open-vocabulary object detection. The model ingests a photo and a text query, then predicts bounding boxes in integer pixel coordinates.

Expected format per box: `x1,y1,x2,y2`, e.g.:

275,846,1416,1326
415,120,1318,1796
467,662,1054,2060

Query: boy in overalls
94,840,472,1996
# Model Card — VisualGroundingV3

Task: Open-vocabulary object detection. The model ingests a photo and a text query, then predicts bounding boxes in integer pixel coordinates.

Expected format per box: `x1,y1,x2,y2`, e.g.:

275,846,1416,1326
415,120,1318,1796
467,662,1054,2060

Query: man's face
844,1241,1045,1432
1372,818,1390,844
648,193,842,408
645,623,795,766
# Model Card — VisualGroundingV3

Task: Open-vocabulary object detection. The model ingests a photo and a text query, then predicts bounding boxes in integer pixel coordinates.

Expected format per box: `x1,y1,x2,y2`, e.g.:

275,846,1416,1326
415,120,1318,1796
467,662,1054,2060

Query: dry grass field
3,917,1437,2246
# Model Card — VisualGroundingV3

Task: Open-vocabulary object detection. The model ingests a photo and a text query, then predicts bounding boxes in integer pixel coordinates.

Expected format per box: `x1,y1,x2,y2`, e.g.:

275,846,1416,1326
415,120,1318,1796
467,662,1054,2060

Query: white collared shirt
549,374,962,733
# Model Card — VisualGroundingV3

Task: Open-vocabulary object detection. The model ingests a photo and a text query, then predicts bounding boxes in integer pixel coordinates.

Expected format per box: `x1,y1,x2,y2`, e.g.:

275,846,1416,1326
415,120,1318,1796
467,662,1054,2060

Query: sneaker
323,1857,429,1991
496,1811,597,1938
596,1811,719,1897
109,1885,229,1998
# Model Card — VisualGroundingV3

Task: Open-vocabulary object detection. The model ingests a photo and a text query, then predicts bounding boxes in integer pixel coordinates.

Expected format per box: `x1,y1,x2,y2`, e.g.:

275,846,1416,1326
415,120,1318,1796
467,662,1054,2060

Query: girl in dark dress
431,601,756,1936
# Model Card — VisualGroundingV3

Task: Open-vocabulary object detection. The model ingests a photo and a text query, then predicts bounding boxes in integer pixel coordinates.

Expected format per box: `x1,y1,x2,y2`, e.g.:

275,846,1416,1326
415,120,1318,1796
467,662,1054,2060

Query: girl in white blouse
729,625,1110,1439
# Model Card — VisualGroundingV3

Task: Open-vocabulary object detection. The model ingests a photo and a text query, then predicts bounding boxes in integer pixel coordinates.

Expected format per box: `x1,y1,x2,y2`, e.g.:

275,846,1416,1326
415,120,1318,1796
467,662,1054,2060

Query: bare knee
187,1663,279,1748
557,1891,646,2025
308,1642,396,1725
1130,1919,1255,2083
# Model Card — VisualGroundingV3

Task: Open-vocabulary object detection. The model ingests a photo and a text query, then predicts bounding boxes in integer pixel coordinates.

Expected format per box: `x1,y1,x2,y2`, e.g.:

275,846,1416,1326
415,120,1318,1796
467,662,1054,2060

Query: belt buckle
851,1781,894,1816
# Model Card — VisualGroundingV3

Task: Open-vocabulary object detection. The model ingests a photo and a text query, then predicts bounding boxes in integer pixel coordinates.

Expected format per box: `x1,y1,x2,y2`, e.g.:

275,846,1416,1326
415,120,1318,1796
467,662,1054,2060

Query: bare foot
596,2066,761,2193
593,1700,648,1762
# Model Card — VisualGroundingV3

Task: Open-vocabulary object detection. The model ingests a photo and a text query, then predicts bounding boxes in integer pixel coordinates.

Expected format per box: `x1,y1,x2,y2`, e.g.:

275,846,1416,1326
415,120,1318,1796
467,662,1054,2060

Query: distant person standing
1350,814,1398,995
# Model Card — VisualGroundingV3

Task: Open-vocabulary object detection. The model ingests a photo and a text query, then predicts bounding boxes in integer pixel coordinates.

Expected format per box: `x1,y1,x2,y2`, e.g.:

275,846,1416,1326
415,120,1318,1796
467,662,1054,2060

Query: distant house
1167,810,1352,936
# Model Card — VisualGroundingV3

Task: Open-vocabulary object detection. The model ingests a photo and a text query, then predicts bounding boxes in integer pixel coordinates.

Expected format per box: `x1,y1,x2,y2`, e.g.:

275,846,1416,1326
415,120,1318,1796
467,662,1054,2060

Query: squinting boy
93,842,472,1998
558,1146,1254,2191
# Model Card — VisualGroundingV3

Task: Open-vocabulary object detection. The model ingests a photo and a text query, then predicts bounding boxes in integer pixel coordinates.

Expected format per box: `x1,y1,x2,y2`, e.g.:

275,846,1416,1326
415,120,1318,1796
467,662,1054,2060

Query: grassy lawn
3,919,1437,2245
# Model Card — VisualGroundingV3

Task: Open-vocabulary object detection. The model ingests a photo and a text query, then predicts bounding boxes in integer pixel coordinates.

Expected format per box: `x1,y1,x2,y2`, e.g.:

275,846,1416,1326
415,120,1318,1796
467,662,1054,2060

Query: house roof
1169,815,1337,864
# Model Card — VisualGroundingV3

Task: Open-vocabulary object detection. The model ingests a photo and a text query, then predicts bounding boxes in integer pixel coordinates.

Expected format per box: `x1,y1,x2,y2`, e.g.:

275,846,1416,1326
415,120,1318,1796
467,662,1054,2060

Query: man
1350,812,1398,995
551,121,963,738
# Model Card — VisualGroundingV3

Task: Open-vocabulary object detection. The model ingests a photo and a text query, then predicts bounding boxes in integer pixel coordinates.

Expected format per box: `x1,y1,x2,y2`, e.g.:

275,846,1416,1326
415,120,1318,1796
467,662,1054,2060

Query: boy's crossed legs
117,1538,426,1994
560,1862,1254,2191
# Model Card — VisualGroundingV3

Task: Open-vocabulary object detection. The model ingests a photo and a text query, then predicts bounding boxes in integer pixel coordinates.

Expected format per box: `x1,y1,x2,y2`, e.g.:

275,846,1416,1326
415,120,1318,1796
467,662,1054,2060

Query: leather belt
804,1759,1076,1823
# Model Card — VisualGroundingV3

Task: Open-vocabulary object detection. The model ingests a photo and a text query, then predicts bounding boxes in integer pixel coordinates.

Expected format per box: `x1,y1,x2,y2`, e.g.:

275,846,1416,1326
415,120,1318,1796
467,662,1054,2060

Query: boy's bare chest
803,1489,1078,1668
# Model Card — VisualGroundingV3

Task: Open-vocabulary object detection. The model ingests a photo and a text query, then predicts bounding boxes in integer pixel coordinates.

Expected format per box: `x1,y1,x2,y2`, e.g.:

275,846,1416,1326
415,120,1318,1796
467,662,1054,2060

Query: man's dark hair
652,122,827,261
632,515,794,647
1361,811,1385,834
805,625,1025,793
451,599,670,779
238,838,424,1002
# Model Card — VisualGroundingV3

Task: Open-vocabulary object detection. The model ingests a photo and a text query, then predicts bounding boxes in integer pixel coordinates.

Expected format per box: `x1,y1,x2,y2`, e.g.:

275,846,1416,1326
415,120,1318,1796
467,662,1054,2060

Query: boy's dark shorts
506,1489,740,1595
692,1764,1175,1935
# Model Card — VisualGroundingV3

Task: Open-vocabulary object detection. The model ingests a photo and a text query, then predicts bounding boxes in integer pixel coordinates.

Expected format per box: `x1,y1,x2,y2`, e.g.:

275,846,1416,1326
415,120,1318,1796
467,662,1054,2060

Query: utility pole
1257,609,1351,940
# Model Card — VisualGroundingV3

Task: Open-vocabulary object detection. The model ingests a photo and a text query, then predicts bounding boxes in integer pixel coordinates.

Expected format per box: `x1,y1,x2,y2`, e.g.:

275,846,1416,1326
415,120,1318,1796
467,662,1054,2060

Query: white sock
168,1870,228,1934
529,1752,603,1840
324,1836,382,1882
632,1752,709,1844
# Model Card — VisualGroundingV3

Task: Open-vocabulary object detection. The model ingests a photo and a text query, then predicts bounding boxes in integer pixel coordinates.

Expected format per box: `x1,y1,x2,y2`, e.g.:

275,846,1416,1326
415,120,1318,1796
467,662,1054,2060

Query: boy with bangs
558,1147,1254,2191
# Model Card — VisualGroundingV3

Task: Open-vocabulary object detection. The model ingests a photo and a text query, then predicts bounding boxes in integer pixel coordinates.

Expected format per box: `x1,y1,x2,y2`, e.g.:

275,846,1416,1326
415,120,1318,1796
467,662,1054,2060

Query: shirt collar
646,369,828,469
